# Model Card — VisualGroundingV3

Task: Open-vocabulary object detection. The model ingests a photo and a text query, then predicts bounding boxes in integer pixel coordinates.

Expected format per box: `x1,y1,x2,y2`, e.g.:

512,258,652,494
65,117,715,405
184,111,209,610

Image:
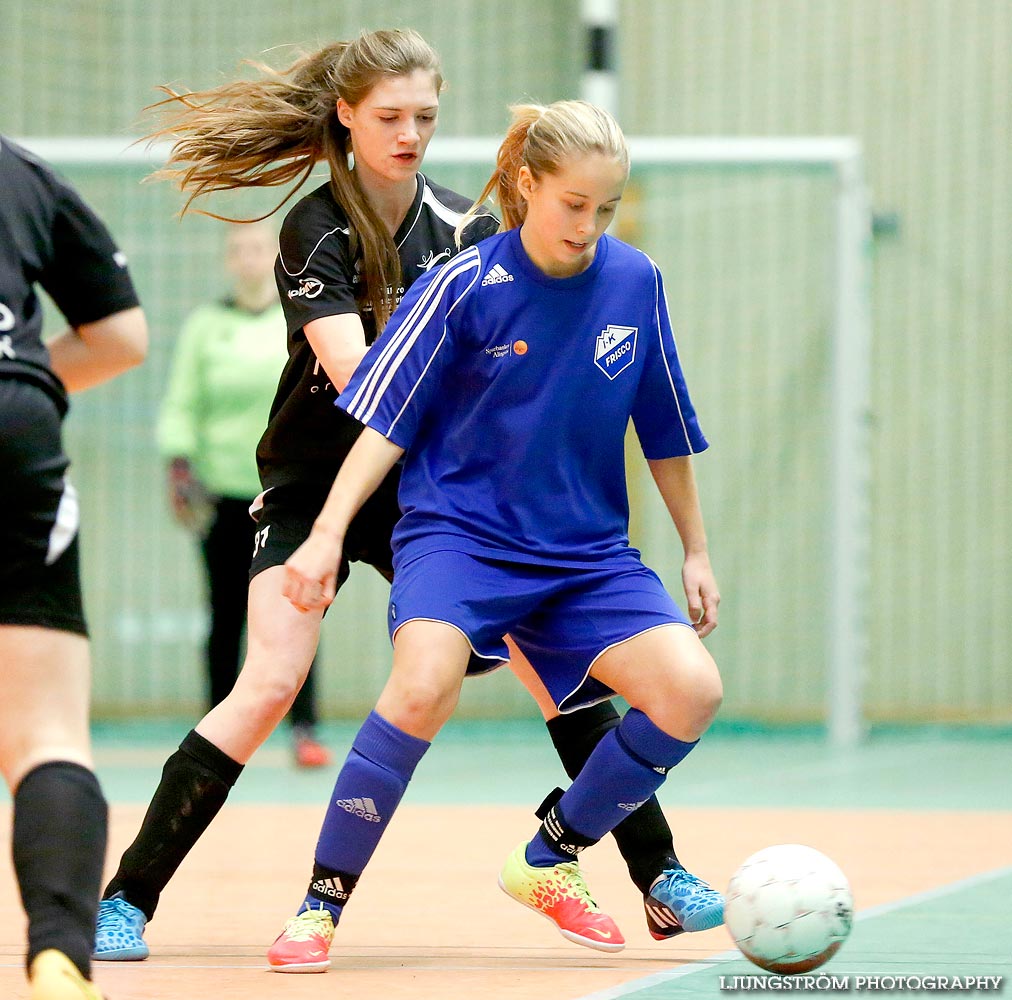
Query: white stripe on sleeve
346,248,482,425
648,255,697,453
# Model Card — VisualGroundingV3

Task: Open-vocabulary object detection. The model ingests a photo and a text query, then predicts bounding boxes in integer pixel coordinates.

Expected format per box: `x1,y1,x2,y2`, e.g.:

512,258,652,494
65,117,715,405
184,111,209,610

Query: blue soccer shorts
388,548,693,713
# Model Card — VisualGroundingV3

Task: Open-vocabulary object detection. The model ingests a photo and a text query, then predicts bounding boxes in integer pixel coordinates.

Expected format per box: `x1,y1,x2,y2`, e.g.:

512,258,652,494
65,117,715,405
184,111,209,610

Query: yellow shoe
498,842,625,952
266,903,335,973
29,950,104,1000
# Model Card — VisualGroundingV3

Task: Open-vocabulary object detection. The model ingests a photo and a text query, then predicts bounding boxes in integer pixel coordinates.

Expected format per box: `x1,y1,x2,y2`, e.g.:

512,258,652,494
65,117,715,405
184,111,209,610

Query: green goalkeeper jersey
157,297,286,499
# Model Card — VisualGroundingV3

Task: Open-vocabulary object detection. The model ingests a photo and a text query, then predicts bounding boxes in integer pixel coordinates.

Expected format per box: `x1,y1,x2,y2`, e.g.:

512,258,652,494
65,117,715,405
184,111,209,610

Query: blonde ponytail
458,99,629,243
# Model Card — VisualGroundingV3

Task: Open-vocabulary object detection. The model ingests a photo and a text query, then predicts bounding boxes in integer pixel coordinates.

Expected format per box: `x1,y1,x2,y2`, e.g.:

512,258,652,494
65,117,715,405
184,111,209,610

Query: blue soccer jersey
338,227,707,568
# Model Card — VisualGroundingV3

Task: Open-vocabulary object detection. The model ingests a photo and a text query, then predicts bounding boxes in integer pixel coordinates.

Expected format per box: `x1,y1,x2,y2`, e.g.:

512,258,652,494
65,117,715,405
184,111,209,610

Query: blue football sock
526,708,697,867
302,711,429,921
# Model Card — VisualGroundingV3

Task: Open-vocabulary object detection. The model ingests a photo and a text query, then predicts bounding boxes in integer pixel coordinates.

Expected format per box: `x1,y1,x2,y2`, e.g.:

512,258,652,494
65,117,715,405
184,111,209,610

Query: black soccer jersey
0,136,140,412
256,173,498,491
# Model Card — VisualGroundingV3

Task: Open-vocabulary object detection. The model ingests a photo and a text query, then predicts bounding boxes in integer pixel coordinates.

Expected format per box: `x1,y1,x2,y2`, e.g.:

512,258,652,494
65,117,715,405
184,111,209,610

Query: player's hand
166,458,213,535
282,530,341,613
682,550,720,638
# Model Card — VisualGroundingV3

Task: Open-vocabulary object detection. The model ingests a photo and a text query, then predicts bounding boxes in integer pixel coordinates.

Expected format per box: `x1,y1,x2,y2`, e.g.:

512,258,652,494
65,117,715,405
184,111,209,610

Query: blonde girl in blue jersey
270,99,724,972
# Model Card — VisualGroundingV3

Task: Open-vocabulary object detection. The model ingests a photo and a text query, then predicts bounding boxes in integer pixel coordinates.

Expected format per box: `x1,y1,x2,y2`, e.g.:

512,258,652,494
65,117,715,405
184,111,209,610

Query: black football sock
102,729,243,919
546,702,681,893
13,761,108,977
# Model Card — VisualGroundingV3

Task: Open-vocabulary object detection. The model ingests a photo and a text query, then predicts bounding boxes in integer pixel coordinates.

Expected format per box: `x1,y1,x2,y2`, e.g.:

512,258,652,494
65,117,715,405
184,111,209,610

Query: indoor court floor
1,720,1009,998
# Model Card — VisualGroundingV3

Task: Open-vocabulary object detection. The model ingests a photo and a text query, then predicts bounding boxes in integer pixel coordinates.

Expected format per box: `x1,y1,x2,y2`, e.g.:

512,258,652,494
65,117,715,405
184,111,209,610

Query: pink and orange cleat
498,842,625,952
267,903,336,973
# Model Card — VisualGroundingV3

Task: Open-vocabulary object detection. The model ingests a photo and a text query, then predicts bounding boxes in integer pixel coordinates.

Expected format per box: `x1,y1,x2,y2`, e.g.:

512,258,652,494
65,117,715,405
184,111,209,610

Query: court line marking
573,863,1012,1000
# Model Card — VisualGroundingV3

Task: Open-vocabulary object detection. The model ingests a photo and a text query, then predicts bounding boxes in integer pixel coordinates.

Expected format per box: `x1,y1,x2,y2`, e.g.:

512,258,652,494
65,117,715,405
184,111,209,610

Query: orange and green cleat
498,842,625,952
267,903,336,973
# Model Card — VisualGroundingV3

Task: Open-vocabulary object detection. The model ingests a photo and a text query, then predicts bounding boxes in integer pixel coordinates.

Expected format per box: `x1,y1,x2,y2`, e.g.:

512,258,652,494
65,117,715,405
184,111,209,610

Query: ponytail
458,99,629,244
456,105,542,244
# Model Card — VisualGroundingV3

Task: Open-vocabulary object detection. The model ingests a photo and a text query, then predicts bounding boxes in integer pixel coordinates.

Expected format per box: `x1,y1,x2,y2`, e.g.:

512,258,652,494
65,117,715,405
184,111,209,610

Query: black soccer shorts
247,472,401,594
1,377,87,635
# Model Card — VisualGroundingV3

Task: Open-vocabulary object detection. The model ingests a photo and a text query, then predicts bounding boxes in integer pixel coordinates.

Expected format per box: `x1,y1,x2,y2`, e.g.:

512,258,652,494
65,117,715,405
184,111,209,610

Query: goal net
21,136,872,744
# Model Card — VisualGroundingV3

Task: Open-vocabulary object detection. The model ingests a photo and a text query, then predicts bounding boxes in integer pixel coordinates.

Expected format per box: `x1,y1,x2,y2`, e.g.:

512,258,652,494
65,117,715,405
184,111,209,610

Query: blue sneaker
93,893,149,961
644,868,725,940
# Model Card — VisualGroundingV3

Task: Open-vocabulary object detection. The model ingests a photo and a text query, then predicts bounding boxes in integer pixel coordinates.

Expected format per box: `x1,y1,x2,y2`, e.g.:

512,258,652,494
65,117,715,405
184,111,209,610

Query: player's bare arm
304,313,369,393
46,306,148,392
647,455,720,636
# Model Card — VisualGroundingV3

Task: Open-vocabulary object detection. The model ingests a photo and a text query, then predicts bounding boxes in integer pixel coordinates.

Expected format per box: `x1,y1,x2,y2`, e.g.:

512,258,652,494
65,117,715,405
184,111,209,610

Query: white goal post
19,135,872,746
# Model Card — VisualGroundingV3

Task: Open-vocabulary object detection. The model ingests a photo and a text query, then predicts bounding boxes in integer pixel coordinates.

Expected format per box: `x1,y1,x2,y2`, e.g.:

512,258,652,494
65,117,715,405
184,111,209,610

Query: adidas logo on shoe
481,263,514,286
335,797,381,822
644,868,725,939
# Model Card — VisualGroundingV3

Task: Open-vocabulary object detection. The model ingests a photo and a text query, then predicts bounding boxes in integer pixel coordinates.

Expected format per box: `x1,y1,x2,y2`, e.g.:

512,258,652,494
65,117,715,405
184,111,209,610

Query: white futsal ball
725,844,854,975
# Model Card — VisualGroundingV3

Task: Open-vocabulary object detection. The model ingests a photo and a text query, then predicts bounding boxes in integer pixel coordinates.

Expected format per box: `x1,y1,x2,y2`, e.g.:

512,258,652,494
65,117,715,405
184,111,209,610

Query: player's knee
233,665,303,723
379,671,460,736
644,654,723,739
681,643,722,718
695,670,724,728
685,658,723,732
400,682,460,730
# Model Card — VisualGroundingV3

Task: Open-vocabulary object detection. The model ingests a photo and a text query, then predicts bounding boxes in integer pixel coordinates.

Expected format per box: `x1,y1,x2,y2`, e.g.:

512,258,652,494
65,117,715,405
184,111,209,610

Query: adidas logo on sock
481,263,514,286
311,876,350,902
618,800,646,812
543,807,586,856
335,796,382,822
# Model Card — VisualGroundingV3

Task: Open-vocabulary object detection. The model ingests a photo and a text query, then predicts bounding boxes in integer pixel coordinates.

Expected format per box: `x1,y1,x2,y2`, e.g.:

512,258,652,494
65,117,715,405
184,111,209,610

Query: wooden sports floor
1,722,1010,998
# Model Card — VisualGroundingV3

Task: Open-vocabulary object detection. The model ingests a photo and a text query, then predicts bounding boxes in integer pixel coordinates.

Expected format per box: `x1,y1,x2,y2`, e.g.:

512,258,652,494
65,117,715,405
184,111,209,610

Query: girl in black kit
94,29,714,962
1,134,149,999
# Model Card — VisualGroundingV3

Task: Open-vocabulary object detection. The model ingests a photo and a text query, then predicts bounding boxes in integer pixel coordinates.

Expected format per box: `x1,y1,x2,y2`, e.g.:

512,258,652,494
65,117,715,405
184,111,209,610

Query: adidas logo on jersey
481,263,514,286
335,797,382,822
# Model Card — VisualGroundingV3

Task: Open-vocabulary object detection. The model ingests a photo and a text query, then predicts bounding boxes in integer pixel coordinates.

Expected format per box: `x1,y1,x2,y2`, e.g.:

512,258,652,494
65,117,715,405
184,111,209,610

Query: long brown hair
145,29,443,329
457,100,629,241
